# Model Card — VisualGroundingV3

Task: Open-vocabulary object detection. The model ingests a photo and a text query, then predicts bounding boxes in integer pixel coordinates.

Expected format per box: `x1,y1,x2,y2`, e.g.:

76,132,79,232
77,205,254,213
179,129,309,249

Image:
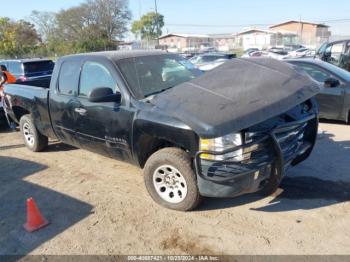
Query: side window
339,42,350,71
297,63,333,83
79,61,117,97
330,43,344,65
346,42,350,54
58,61,81,95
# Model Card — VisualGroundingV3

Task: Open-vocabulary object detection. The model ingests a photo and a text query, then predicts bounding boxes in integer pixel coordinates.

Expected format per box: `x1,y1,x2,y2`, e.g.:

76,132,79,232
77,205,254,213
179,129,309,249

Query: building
236,29,297,50
209,34,236,52
269,20,331,48
158,33,213,52
236,29,274,50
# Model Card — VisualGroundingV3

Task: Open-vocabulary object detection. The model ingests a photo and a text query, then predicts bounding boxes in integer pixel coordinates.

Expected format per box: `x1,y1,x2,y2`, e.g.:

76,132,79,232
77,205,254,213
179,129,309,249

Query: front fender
132,110,199,166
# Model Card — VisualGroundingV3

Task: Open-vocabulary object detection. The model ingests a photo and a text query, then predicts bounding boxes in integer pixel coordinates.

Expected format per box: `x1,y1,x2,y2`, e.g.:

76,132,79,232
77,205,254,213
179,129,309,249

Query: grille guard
194,113,317,183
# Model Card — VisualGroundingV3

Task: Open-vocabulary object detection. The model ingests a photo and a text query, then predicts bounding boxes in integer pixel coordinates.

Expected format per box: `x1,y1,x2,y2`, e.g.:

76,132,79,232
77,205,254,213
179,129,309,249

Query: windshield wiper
145,86,174,97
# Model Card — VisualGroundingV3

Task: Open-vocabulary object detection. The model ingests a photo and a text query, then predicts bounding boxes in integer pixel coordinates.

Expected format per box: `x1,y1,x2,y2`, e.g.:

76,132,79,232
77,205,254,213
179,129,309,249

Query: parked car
287,58,350,123
0,59,55,82
190,53,235,71
288,48,311,58
284,44,305,51
242,51,268,58
199,43,216,53
178,52,196,59
243,48,259,55
4,51,320,211
316,40,350,72
268,49,289,60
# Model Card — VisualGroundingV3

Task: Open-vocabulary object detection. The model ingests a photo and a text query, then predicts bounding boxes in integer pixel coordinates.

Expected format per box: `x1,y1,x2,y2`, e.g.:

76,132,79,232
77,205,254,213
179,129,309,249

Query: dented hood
151,58,321,138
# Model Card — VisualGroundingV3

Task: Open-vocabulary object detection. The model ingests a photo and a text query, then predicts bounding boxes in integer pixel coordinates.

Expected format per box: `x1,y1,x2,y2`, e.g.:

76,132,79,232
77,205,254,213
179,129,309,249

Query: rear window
23,61,55,74
58,61,81,95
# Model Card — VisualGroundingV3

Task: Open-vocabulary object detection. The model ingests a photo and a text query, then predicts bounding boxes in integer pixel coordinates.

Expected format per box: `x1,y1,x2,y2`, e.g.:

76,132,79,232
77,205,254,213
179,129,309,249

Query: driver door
74,59,133,161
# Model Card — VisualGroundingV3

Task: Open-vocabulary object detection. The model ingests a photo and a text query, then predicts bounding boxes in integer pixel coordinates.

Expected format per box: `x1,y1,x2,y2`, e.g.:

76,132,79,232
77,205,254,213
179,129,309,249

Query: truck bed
16,76,51,89
4,76,54,138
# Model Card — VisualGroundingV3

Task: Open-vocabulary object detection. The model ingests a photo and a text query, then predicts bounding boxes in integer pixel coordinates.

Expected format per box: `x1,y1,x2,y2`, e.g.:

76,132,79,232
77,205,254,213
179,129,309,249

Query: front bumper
194,114,318,198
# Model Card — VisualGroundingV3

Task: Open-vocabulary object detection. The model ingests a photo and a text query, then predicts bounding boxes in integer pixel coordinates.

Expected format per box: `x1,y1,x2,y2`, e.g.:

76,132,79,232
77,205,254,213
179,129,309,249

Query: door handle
74,108,87,115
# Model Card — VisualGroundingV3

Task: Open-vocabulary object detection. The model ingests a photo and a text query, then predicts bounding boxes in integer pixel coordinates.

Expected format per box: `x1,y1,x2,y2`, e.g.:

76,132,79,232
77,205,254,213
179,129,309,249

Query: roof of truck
63,50,167,61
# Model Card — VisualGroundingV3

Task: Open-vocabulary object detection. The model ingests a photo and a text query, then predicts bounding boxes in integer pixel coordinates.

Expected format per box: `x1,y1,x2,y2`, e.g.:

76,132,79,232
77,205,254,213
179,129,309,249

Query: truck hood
150,58,321,138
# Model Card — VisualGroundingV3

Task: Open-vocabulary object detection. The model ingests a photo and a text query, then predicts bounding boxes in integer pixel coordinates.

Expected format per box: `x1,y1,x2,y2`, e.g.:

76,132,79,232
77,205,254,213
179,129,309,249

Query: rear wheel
143,148,202,211
20,114,48,152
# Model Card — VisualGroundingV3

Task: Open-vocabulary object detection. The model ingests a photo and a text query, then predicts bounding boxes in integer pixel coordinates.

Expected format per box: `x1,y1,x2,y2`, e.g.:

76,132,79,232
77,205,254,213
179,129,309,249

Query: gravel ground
0,122,349,255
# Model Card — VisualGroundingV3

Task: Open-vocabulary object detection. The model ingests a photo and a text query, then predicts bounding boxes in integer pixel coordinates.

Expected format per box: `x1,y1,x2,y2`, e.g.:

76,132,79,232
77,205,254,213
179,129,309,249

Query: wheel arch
12,106,30,123
135,134,186,168
132,119,199,168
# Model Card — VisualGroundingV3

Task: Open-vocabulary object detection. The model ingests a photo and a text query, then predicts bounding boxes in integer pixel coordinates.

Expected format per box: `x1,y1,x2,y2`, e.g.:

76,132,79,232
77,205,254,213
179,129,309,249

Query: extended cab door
49,59,82,146
74,58,134,162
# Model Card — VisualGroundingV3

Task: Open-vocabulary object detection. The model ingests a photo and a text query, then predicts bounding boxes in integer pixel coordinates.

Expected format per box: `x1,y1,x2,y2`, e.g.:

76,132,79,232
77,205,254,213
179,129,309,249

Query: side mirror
324,78,340,88
88,87,121,103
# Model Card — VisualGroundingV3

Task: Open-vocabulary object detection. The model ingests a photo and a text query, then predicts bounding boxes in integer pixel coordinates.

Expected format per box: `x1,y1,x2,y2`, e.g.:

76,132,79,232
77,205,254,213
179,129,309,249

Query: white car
267,50,289,60
288,48,311,58
190,53,233,71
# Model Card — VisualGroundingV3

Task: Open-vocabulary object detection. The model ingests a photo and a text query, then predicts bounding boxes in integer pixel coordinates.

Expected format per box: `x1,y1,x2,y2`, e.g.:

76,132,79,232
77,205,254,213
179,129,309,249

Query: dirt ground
0,122,349,256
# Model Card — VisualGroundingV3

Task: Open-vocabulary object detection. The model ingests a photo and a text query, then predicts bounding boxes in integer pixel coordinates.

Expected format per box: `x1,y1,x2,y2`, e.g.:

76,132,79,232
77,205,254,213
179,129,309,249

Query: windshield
117,54,202,99
316,43,327,55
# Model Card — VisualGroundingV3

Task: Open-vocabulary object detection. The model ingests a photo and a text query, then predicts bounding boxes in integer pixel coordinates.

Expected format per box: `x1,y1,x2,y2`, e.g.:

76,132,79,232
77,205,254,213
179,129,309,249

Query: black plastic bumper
194,114,317,198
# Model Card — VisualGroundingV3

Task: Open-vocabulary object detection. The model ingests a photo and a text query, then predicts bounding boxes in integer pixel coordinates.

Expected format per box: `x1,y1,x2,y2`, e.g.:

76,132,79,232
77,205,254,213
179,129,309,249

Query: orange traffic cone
23,198,49,232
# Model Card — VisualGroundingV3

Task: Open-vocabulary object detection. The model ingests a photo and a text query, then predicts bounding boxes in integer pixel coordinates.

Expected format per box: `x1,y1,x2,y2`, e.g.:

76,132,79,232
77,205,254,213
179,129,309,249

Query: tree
1,0,131,58
131,12,164,40
52,0,131,54
0,17,41,58
87,0,131,41
30,10,56,43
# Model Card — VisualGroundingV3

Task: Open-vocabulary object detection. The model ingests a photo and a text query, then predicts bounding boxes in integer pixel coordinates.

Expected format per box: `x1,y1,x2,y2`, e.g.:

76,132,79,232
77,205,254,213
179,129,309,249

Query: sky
5,0,350,39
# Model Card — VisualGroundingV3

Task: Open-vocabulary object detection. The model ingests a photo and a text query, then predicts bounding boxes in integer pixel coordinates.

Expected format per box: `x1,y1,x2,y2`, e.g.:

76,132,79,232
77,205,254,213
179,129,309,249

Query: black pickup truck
4,51,320,211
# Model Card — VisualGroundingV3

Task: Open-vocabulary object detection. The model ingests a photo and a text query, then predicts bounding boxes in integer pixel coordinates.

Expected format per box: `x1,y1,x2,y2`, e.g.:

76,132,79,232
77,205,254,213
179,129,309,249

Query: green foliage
37,0,131,56
131,12,164,40
0,0,131,58
0,17,41,58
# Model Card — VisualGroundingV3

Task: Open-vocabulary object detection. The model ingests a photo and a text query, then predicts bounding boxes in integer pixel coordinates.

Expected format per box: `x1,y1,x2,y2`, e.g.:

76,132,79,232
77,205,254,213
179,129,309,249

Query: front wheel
20,114,48,152
143,148,202,211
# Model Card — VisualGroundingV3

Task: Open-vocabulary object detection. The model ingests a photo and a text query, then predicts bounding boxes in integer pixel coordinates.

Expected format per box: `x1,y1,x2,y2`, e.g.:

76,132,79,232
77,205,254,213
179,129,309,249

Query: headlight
199,133,244,161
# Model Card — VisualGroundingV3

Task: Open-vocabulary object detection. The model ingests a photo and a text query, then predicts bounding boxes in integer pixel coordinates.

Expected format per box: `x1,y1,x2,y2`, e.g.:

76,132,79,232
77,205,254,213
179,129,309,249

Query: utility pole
154,0,160,46
299,15,303,45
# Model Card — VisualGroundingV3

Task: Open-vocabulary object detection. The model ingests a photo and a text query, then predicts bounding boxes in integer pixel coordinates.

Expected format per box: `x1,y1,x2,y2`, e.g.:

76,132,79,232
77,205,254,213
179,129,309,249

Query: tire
143,148,202,211
20,114,48,152
258,163,282,196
